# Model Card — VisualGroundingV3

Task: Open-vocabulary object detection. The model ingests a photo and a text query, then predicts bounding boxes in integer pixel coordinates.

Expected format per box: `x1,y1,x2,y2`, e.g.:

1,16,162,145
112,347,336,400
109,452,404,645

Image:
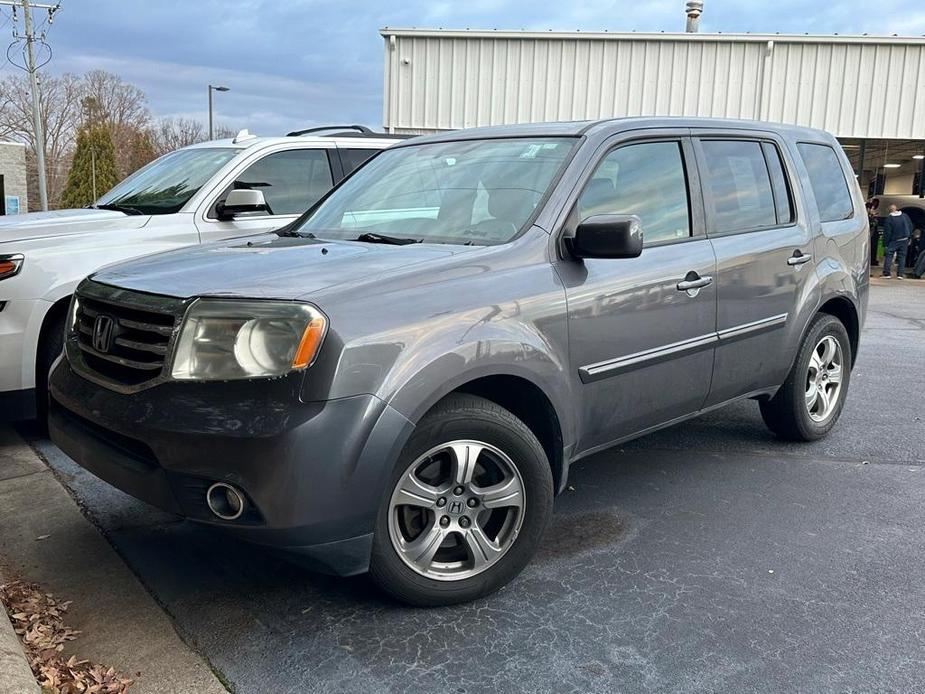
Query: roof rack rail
287,125,373,137
286,124,410,139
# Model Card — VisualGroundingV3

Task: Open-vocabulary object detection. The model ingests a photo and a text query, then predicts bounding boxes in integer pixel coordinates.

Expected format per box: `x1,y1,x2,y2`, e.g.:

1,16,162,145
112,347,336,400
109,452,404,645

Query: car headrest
487,188,537,223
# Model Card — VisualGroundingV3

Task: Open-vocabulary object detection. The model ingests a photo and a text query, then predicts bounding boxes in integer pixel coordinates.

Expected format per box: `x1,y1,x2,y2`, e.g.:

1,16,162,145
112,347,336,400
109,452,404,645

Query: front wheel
369,394,553,606
760,313,852,441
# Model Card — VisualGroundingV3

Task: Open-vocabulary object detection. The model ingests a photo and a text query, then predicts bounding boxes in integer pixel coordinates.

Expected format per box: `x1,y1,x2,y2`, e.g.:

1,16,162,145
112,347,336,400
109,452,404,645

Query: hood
0,208,149,242
92,233,478,300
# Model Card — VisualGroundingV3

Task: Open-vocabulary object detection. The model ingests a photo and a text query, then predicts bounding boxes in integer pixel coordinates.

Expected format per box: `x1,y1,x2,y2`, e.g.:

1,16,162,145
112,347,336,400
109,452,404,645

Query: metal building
380,28,925,195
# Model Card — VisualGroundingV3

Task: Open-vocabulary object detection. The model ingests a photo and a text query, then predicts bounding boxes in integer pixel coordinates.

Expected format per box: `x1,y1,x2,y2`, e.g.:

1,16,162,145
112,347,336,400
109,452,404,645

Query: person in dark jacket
882,204,913,279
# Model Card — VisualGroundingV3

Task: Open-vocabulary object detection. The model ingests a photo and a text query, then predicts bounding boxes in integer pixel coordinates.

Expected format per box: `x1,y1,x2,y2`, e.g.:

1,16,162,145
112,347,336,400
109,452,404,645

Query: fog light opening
206,482,246,521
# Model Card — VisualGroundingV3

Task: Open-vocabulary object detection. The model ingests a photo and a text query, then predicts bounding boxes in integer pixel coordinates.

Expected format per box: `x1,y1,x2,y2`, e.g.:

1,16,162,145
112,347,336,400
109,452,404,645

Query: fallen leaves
0,580,134,693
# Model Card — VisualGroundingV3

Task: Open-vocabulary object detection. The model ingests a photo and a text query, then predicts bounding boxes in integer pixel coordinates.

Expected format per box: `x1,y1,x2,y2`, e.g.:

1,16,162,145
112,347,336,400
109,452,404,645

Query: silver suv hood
0,208,148,242
92,233,479,301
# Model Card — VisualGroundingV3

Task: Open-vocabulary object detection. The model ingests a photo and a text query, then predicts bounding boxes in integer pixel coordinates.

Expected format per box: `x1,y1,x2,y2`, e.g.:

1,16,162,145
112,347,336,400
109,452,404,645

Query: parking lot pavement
24,280,925,694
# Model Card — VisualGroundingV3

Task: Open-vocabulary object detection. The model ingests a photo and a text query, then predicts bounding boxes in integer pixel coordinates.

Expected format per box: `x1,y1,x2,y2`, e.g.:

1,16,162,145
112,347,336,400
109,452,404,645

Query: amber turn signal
291,316,326,368
0,254,24,280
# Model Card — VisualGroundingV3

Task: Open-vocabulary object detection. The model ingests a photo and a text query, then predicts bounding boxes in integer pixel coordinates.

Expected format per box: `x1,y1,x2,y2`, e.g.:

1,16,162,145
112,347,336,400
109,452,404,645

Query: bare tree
0,69,236,209
81,70,151,176
150,117,205,155
0,72,83,209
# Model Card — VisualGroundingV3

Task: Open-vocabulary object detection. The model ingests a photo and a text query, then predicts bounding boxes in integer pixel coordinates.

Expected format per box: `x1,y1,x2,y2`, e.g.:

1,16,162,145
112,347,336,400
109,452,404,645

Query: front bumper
48,357,414,575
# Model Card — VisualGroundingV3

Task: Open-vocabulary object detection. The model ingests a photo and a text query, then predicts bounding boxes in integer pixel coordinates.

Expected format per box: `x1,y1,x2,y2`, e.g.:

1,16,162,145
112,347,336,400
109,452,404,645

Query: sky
4,0,925,136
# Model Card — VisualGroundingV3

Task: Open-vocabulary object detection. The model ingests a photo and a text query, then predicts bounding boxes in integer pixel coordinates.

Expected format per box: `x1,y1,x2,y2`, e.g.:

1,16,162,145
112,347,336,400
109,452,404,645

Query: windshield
96,147,239,215
295,137,576,245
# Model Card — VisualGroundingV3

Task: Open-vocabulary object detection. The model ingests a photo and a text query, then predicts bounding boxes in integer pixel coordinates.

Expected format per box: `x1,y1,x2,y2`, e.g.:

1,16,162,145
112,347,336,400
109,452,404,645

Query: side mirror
216,189,269,220
567,214,643,259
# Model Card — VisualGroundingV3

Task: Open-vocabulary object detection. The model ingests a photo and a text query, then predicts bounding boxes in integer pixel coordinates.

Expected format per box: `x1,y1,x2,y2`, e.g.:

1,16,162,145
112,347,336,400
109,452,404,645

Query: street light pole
207,84,229,140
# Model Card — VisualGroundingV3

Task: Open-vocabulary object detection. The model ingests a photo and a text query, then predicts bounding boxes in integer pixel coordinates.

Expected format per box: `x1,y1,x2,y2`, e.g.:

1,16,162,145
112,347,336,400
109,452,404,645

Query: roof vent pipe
685,1,703,32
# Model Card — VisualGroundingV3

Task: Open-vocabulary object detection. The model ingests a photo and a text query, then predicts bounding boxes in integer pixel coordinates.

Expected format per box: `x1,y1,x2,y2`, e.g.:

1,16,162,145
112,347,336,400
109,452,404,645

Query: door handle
787,252,812,266
676,275,713,292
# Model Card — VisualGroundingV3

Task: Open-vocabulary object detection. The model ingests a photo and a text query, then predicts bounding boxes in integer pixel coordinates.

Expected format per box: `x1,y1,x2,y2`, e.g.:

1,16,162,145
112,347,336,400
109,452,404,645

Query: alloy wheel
387,440,525,581
805,335,843,423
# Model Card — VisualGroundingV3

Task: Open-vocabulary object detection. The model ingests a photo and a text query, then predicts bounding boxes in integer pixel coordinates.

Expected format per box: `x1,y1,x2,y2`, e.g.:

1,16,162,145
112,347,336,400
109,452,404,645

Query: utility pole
90,146,96,201
0,0,60,211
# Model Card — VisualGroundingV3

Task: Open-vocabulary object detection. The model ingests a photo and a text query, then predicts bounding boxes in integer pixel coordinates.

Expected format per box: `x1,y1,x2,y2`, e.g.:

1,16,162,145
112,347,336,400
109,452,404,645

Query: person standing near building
881,204,912,279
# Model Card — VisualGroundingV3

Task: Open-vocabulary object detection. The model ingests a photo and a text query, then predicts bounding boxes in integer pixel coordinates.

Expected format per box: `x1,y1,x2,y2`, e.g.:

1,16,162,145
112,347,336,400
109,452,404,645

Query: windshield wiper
93,203,144,216
276,228,315,238
353,232,421,246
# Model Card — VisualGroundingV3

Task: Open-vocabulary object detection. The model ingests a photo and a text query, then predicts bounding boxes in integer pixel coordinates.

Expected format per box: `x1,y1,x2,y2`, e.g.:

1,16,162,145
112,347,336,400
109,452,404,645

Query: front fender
380,324,574,450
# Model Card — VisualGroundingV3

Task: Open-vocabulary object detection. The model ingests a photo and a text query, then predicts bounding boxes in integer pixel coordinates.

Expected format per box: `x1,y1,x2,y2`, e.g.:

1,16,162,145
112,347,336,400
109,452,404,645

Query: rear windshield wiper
92,203,144,216
353,232,421,246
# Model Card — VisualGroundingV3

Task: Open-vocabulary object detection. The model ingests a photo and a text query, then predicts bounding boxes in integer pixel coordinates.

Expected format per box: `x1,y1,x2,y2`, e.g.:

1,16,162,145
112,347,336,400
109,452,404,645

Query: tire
759,313,852,442
35,310,65,428
369,394,553,607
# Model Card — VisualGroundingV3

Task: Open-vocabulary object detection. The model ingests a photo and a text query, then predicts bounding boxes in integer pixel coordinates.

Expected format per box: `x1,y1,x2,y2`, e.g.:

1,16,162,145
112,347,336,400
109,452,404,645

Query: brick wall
0,142,29,214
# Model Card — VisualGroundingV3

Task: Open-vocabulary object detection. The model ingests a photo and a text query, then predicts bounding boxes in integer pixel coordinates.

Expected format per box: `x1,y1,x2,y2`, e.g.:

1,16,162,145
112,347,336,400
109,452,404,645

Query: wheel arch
35,294,71,386
398,368,570,495
900,206,925,231
816,295,860,367
450,375,566,494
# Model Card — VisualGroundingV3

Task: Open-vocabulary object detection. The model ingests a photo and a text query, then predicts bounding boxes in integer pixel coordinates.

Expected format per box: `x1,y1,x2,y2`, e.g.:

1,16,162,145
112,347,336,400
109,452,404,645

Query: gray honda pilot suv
49,118,868,606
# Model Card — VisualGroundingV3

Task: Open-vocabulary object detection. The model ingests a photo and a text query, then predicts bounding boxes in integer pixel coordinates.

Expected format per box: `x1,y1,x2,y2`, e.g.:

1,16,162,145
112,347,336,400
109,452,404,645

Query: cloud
33,0,925,134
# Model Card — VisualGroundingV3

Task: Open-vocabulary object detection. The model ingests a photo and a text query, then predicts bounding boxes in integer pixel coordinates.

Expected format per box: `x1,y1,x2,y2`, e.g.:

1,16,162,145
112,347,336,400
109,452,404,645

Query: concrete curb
0,426,228,694
0,601,39,694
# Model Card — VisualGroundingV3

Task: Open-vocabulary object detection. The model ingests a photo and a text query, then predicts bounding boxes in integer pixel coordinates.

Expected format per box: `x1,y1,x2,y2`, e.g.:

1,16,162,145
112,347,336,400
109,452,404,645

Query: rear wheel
369,394,553,606
760,313,851,441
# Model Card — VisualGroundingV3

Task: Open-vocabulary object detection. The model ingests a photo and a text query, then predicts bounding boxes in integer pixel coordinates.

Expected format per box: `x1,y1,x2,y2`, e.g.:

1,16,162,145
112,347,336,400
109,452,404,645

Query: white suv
0,125,401,420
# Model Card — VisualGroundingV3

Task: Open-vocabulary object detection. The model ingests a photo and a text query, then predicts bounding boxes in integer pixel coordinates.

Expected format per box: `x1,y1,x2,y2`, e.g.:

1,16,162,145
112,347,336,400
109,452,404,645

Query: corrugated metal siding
381,30,925,139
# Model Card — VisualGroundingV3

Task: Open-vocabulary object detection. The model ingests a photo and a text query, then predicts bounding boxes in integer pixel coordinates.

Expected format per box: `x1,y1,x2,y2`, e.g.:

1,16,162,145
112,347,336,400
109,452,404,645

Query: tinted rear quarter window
797,143,853,222
339,148,379,176
762,142,794,224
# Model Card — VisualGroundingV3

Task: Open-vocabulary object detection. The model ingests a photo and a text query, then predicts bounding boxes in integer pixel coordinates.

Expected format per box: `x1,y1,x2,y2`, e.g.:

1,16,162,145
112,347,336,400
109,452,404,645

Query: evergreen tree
60,124,118,209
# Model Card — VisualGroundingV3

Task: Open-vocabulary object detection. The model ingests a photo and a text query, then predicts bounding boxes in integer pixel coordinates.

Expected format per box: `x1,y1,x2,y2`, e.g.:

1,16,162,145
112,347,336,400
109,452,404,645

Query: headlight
0,254,24,280
171,299,326,381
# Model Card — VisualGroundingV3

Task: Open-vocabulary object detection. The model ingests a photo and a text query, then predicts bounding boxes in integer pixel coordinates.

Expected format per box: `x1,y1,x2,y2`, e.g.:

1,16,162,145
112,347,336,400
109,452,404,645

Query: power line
0,1,61,211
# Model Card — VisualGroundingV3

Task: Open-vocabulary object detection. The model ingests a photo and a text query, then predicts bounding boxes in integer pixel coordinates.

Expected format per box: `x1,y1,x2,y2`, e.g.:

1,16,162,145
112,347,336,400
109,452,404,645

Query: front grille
73,288,179,388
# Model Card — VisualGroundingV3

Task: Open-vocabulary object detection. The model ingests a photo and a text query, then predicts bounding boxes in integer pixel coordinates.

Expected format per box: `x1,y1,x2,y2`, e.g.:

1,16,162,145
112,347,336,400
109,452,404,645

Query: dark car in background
48,117,868,606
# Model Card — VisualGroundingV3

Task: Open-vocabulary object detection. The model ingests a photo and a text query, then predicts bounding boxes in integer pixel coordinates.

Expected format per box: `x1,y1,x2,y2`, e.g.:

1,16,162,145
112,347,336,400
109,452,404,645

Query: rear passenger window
577,141,691,245
339,148,379,176
797,143,853,222
700,140,777,233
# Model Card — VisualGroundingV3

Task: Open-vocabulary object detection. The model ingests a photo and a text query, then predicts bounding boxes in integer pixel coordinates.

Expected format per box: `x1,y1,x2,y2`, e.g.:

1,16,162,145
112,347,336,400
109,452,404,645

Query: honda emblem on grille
92,314,116,353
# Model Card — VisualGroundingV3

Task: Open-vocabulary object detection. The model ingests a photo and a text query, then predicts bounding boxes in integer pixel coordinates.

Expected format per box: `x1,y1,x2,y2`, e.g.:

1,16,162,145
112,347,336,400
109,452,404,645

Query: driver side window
577,141,691,245
227,149,333,217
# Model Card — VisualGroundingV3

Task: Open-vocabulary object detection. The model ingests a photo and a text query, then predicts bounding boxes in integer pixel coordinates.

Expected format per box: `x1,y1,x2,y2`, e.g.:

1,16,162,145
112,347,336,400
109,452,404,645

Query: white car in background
0,125,403,420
